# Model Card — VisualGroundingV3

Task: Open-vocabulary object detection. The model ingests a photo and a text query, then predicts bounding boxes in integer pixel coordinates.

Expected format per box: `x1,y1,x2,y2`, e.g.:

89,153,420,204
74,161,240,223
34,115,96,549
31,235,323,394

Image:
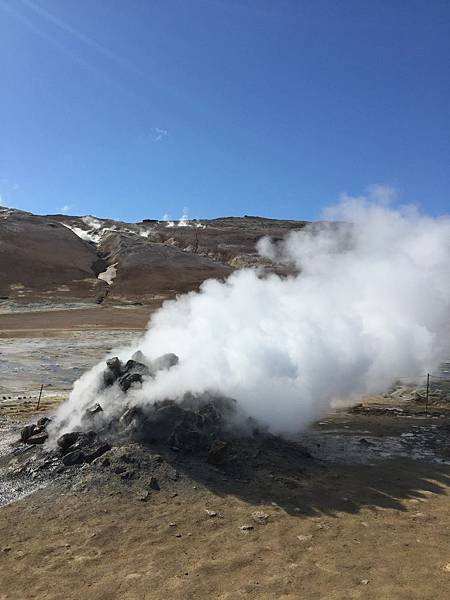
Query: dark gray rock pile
17,351,257,476
103,351,179,392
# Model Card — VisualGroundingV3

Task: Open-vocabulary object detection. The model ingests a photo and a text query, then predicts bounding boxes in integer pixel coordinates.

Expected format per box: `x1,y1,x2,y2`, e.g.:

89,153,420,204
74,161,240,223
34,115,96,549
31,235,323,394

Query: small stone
175,533,182,538
169,522,177,527
2,547,12,553
205,510,217,517
86,403,103,416
138,491,150,502
359,438,373,446
297,534,313,543
360,579,369,585
85,443,111,463
37,416,52,429
252,511,269,525
148,477,160,491
443,563,450,573
239,525,254,531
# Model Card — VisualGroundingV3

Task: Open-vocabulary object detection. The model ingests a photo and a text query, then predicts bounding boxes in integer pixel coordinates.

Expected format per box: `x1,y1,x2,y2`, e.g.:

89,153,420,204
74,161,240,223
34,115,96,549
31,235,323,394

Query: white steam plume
53,191,450,435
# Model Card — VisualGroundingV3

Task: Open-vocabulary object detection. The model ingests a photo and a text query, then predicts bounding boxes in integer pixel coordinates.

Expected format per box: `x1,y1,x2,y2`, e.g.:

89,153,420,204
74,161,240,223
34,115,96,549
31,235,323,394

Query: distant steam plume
53,190,450,435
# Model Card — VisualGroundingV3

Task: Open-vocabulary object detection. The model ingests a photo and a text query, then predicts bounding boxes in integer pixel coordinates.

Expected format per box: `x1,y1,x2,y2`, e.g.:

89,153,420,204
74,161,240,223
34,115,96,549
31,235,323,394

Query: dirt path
0,306,153,338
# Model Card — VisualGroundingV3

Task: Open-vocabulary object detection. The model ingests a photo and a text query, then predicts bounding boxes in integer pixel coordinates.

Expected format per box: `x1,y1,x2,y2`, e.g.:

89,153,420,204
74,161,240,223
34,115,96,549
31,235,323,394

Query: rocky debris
11,349,316,503
350,404,446,418
20,419,51,445
86,403,103,416
101,352,179,393
26,432,48,445
383,383,450,405
62,450,86,466
148,476,160,491
20,424,37,443
251,511,269,524
57,431,81,451
207,440,228,466
37,416,52,429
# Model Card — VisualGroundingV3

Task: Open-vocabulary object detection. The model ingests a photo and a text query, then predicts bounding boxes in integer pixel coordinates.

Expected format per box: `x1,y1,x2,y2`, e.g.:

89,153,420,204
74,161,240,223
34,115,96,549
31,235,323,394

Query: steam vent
9,350,316,505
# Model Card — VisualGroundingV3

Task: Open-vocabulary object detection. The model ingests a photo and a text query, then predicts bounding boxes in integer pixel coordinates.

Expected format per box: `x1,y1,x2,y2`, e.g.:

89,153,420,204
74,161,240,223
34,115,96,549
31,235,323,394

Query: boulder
20,424,37,443
150,353,179,374
117,359,150,392
37,416,52,429
103,357,124,387
62,449,86,466
123,359,150,377
118,372,144,392
26,431,48,445
57,431,81,452
131,350,148,364
85,442,111,463
85,403,103,416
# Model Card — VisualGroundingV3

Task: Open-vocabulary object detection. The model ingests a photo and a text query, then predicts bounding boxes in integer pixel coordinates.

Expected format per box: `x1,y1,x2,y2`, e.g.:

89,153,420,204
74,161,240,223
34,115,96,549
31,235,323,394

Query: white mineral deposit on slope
53,190,450,435
97,264,118,285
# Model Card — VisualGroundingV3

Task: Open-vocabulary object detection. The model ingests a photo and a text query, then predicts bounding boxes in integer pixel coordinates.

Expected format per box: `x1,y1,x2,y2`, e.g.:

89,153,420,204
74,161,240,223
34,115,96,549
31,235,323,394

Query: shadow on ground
124,432,450,518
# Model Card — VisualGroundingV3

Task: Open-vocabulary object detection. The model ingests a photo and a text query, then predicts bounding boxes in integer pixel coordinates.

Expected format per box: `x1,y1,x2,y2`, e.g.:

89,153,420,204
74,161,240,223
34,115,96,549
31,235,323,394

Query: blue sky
1,0,449,221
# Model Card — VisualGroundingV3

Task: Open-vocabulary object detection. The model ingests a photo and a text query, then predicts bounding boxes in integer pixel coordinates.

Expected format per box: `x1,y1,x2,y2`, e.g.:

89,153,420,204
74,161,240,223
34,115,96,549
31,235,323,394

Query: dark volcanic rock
150,353,179,373
20,424,36,443
85,403,103,416
84,442,111,463
26,431,48,445
57,432,81,452
118,372,144,392
104,357,124,387
37,416,52,429
62,449,86,466
207,440,229,466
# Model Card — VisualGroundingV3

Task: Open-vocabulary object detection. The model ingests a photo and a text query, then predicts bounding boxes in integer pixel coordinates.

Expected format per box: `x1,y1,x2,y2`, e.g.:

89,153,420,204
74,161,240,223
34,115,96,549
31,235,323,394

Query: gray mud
0,331,139,396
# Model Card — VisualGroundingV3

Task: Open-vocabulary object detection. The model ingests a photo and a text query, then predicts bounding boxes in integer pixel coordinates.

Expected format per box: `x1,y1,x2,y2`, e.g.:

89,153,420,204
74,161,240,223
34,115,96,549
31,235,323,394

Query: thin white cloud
0,193,4,206
153,127,168,142
61,205,71,214
19,0,142,76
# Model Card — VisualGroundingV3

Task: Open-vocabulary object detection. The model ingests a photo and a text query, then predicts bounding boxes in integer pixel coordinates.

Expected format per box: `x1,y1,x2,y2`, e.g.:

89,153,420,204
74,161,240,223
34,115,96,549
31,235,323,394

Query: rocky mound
7,350,314,502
